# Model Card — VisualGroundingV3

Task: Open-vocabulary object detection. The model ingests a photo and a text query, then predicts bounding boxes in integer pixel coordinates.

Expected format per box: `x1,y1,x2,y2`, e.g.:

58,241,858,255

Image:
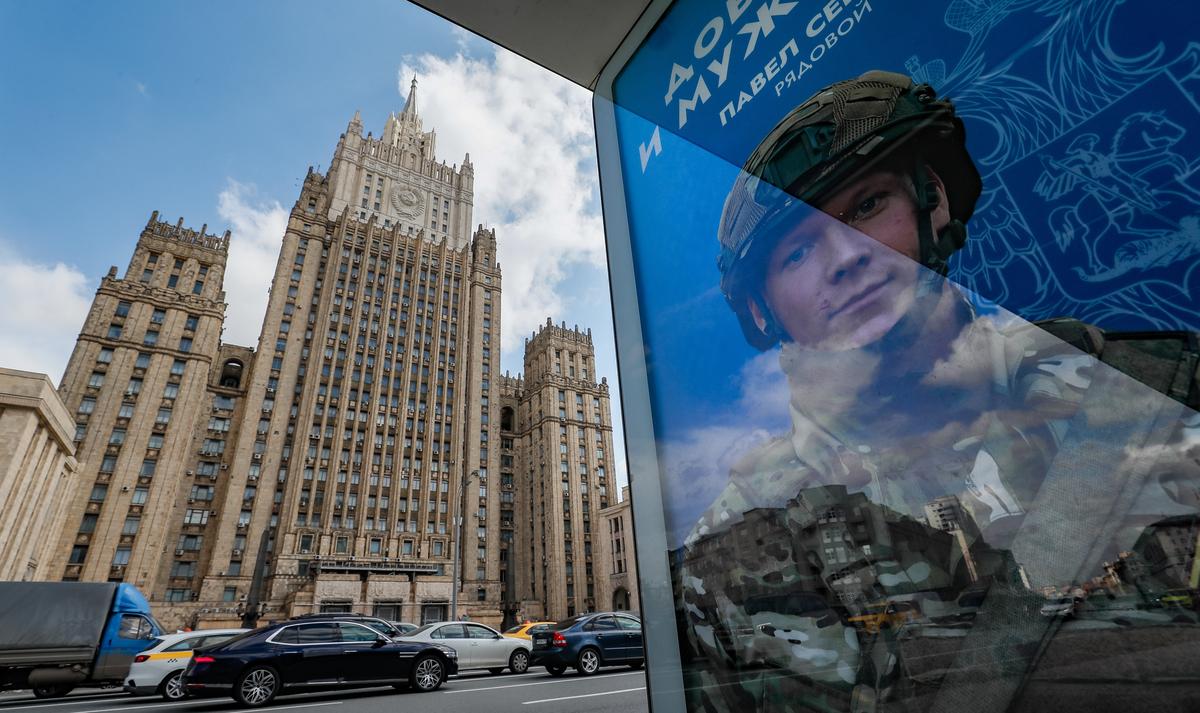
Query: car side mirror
494,634,502,640
372,637,388,648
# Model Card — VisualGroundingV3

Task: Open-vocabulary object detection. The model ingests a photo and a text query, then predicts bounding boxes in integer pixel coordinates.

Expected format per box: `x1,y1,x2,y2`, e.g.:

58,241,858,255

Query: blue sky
0,1,626,486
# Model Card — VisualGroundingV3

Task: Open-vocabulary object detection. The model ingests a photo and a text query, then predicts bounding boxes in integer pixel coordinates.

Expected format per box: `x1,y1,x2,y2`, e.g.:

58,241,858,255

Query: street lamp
450,469,479,621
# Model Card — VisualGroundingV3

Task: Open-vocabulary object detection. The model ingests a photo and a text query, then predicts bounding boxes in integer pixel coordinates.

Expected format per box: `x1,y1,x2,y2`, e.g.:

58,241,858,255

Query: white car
124,628,247,700
400,622,531,675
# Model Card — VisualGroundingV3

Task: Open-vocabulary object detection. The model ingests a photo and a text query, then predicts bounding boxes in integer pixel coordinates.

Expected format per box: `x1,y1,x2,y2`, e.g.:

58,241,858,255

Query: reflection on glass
648,72,1200,713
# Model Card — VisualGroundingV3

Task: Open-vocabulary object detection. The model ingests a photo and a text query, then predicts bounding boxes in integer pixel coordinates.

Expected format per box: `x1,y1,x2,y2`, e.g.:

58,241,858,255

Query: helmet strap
911,163,967,278
751,293,789,345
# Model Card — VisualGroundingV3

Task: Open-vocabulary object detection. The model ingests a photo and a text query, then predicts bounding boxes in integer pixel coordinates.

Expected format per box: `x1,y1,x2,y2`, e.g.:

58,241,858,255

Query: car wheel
32,684,72,699
509,649,530,674
628,660,644,670
410,654,445,692
160,670,188,701
546,664,566,677
576,647,601,676
234,665,279,708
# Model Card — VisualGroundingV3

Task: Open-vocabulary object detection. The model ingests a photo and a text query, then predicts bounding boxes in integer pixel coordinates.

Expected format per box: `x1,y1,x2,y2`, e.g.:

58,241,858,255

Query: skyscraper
46,81,620,629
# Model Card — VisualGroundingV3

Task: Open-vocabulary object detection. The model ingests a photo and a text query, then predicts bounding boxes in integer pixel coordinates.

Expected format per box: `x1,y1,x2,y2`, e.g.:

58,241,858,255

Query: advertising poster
596,1,1200,710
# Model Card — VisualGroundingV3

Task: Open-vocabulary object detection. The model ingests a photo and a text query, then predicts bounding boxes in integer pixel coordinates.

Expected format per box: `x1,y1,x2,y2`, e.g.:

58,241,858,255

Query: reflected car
503,621,555,641
182,619,457,707
1158,590,1194,609
400,621,532,675
125,629,247,700
530,612,644,676
1040,596,1077,618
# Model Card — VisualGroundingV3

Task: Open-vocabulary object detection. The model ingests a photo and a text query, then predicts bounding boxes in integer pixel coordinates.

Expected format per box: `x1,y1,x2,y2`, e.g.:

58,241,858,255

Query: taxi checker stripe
144,651,193,661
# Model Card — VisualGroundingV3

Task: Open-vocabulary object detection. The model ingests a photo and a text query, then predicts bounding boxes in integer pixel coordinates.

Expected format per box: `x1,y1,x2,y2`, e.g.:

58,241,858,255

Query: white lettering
706,41,734,88
678,75,712,128
854,0,873,23
806,13,825,38
750,72,766,95
837,16,854,35
810,41,825,62
719,102,737,126
664,63,695,106
764,56,781,81
726,0,754,24
695,17,724,58
823,0,844,22
736,90,754,112
738,0,798,59
639,126,663,173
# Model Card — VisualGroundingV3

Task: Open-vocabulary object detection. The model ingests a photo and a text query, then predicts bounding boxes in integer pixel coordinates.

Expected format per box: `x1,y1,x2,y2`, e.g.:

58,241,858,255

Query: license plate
533,635,549,648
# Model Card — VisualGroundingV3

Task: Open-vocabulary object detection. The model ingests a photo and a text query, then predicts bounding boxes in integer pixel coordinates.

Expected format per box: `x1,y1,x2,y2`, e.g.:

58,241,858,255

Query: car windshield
404,623,439,637
504,624,526,634
213,627,266,650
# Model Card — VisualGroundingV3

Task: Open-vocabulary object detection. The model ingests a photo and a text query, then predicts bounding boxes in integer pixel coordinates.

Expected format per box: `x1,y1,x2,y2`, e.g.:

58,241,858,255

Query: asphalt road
0,669,651,713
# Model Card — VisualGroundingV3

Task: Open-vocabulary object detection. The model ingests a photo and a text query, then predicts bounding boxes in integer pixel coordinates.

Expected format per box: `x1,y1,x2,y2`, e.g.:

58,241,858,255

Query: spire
348,109,363,134
402,76,418,119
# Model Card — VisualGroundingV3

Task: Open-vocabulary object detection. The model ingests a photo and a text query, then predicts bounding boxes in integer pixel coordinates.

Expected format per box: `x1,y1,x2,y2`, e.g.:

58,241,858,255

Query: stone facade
0,368,78,581
44,81,625,630
499,320,617,622
600,485,639,614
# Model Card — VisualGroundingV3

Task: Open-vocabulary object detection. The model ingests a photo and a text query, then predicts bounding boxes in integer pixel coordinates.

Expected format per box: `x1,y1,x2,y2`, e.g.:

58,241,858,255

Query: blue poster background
602,0,1200,544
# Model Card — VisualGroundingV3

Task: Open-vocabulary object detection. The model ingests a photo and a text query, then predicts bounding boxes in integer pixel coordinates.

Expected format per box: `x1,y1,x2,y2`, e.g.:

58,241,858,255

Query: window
69,545,88,564
108,429,125,445
122,517,140,535
179,337,192,352
89,484,107,501
106,324,122,339
112,548,132,566
135,352,151,369
97,347,114,363
132,487,148,505
115,301,131,317
171,359,186,375
143,330,158,346
88,372,105,388
151,309,165,324
78,397,96,414
183,509,209,525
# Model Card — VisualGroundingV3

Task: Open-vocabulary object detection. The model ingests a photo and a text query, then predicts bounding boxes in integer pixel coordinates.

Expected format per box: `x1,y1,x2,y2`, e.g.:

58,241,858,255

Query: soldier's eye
848,192,888,224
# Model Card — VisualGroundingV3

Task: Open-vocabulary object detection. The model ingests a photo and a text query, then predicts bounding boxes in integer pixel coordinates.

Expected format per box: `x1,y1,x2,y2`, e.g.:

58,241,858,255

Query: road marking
522,687,647,704
257,702,342,711
446,671,644,693
0,696,124,710
58,699,215,713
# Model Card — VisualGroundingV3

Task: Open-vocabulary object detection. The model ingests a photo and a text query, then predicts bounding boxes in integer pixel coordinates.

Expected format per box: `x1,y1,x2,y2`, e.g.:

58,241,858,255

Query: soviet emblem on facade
391,186,424,217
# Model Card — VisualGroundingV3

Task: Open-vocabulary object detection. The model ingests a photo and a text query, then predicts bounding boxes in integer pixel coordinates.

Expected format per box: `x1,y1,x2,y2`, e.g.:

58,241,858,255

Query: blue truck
0,582,163,698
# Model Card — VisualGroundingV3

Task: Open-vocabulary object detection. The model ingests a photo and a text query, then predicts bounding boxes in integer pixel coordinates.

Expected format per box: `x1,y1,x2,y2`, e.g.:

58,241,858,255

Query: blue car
529,612,644,676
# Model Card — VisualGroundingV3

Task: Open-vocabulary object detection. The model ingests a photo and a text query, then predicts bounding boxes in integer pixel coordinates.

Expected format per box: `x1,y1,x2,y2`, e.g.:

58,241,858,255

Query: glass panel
596,2,1200,711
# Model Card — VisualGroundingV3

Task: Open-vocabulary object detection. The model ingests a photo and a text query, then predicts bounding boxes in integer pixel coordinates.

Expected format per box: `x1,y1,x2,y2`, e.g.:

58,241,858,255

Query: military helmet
717,70,982,350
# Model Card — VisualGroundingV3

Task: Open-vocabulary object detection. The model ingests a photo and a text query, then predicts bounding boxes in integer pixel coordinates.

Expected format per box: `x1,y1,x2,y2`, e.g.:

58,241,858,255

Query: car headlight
435,644,458,658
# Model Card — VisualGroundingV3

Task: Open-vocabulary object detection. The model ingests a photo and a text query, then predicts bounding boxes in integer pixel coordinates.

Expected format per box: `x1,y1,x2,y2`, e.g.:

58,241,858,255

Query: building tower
185,80,500,627
501,320,615,620
50,215,232,594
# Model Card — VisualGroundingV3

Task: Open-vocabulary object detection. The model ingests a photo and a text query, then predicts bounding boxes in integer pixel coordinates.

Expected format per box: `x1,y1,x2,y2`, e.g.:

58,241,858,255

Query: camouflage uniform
679,302,1199,712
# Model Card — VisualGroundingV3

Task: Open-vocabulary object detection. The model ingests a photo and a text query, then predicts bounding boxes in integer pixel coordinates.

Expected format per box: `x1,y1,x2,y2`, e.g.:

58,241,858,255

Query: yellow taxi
503,621,556,640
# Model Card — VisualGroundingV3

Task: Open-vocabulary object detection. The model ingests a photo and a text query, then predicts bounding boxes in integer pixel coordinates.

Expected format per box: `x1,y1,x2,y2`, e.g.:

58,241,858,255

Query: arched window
220,359,244,389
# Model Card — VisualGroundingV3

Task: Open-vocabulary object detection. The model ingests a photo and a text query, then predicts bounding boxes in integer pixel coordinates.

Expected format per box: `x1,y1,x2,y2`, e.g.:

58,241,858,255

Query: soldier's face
749,169,950,350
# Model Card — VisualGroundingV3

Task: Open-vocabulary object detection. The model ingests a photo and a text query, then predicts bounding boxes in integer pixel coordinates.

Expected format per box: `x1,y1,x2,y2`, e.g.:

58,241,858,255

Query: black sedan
183,619,458,707
530,612,644,676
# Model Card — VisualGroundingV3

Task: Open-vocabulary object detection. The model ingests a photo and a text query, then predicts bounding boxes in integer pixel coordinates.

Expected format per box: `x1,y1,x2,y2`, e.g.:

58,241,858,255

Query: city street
0,670,650,713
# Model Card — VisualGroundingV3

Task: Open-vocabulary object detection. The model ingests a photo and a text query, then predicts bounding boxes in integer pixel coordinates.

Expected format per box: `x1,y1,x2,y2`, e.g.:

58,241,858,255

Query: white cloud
135,81,150,97
397,47,604,353
659,351,792,545
0,242,93,383
216,180,289,347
